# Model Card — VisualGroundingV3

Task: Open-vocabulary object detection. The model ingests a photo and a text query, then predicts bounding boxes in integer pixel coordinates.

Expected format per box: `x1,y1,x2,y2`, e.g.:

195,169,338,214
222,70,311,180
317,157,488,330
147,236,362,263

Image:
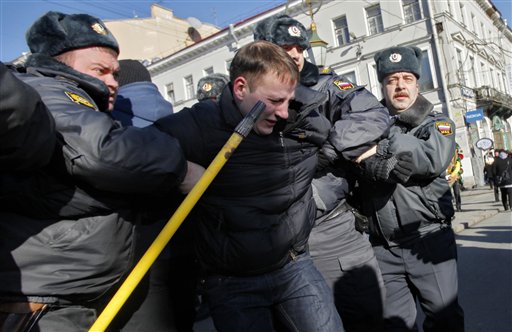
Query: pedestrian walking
493,149,512,211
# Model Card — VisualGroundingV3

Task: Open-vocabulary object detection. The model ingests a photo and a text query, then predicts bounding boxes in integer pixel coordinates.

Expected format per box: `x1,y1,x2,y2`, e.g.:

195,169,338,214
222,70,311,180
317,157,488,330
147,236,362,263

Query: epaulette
319,67,335,75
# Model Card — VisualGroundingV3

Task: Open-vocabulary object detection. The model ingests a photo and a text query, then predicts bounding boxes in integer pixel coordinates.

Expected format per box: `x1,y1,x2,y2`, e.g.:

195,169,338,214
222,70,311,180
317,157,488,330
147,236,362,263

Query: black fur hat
374,46,422,82
196,73,229,101
26,11,119,56
254,14,310,50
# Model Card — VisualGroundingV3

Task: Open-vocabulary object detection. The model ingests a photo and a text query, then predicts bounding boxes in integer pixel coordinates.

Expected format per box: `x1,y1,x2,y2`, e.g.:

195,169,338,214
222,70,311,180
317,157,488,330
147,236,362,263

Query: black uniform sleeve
27,77,187,194
385,115,456,180
325,79,390,160
0,63,56,171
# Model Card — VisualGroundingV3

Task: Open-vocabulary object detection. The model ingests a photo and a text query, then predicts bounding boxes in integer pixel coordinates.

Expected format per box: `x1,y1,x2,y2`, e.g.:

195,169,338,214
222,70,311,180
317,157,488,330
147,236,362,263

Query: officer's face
281,45,305,72
61,47,120,111
233,71,295,136
382,72,419,114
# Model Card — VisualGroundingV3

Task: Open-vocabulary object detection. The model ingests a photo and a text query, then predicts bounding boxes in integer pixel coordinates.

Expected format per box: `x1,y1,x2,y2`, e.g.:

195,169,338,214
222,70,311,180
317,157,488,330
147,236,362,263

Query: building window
471,13,478,35
456,48,467,85
446,0,453,15
459,2,466,26
481,23,486,40
418,50,434,92
166,83,175,103
225,59,232,73
203,67,214,76
469,55,477,87
341,71,357,84
480,62,487,86
366,5,384,35
333,16,350,46
184,75,194,100
403,0,422,23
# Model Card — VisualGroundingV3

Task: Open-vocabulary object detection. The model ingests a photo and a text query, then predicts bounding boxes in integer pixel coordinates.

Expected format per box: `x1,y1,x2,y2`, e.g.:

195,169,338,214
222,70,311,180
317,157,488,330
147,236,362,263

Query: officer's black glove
362,151,413,183
390,151,414,183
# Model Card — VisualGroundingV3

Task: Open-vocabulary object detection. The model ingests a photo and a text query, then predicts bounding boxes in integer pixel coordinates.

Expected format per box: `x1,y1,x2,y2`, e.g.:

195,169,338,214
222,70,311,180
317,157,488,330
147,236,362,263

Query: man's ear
232,76,247,101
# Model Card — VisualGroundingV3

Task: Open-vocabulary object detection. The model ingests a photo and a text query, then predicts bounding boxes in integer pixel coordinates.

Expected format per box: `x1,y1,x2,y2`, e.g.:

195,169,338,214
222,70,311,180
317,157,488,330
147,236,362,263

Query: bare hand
179,161,205,194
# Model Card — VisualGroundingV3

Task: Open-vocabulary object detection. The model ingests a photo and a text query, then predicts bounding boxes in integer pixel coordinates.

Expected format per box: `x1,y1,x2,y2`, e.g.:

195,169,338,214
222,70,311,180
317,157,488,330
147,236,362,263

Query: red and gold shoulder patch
333,80,354,91
65,91,96,110
435,121,453,136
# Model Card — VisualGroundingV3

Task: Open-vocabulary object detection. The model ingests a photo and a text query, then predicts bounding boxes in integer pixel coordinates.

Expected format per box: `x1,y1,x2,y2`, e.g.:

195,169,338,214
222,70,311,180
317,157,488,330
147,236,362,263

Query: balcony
475,86,512,119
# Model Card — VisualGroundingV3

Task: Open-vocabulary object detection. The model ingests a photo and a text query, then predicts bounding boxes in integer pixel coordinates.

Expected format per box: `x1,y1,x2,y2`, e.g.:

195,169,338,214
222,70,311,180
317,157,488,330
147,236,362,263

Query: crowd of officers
0,10,466,332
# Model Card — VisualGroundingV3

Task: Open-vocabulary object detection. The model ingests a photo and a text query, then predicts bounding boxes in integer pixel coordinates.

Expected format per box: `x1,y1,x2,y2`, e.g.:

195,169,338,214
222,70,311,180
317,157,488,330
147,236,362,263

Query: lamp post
303,0,328,68
308,22,328,67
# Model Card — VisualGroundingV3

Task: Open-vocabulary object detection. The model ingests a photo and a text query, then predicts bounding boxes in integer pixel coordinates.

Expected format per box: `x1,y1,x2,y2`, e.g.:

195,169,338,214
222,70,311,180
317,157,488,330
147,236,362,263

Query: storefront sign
465,108,484,123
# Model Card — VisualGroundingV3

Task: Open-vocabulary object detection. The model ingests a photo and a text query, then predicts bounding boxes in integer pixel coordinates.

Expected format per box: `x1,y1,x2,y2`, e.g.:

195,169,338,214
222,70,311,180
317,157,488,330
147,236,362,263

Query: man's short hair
26,11,119,56
253,14,310,50
374,46,422,82
229,40,299,89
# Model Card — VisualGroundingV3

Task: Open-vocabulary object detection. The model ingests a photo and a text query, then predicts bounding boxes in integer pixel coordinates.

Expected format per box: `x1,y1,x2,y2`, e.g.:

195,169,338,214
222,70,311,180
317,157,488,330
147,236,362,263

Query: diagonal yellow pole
89,101,265,332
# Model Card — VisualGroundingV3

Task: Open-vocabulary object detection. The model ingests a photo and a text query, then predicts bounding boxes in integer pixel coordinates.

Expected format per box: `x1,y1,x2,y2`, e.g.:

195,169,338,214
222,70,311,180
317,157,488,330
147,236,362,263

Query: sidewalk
451,186,504,233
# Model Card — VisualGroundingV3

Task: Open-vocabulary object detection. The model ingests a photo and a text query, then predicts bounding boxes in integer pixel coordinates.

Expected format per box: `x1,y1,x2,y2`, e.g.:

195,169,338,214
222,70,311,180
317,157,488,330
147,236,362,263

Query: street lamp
302,0,328,68
308,22,328,67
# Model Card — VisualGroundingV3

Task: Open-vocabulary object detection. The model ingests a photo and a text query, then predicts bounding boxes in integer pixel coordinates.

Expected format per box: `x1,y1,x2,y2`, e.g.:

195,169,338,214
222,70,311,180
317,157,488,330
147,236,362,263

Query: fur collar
25,53,110,111
384,94,433,128
300,60,320,87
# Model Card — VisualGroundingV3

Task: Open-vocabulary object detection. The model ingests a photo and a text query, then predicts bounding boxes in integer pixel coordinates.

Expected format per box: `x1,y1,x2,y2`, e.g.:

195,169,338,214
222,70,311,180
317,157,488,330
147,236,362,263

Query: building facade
105,4,220,64
148,0,512,187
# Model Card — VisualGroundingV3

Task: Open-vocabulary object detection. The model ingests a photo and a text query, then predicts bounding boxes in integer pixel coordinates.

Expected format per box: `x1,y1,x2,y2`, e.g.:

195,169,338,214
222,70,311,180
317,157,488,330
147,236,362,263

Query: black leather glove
390,151,414,183
362,151,413,183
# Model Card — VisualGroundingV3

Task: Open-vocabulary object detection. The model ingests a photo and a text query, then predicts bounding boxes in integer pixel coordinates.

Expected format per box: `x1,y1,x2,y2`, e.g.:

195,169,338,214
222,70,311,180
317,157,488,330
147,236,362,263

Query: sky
1,0,511,63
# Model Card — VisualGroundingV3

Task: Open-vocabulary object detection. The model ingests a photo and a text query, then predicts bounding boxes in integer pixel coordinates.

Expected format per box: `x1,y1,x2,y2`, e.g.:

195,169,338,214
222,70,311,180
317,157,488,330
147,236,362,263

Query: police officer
254,14,392,331
358,46,465,331
0,12,202,331
196,73,229,102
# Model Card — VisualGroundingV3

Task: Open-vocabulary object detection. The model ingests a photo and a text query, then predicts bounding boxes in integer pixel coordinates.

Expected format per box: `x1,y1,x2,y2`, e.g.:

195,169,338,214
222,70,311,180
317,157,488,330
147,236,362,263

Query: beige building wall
105,4,220,63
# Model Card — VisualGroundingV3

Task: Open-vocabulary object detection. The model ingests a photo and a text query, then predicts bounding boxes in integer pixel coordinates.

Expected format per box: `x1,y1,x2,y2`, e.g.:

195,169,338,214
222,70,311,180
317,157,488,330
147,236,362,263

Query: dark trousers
309,211,385,332
373,228,465,332
493,182,500,201
452,182,461,211
499,187,512,210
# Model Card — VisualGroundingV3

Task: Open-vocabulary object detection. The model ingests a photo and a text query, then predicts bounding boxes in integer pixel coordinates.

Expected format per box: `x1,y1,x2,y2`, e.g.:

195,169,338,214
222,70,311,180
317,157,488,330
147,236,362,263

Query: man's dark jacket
155,84,330,276
0,54,187,305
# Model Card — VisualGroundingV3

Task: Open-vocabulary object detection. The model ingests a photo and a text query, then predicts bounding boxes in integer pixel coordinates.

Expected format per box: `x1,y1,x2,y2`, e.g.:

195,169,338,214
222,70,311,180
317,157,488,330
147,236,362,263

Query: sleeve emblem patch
435,121,453,136
65,91,97,110
333,80,354,91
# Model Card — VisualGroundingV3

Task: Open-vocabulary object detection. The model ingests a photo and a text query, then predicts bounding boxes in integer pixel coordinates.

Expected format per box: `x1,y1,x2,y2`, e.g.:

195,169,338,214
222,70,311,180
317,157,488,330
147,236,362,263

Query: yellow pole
89,101,265,332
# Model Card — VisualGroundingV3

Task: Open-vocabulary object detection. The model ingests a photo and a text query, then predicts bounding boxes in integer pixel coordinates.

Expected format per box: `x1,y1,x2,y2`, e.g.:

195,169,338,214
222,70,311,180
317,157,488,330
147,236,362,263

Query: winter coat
155,84,330,276
0,54,187,305
493,155,512,187
359,94,456,246
112,81,173,127
0,62,55,171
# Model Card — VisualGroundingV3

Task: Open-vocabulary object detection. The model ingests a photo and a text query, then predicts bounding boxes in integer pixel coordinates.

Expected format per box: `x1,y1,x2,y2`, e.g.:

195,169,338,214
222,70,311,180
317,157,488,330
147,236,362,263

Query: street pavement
451,186,508,234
